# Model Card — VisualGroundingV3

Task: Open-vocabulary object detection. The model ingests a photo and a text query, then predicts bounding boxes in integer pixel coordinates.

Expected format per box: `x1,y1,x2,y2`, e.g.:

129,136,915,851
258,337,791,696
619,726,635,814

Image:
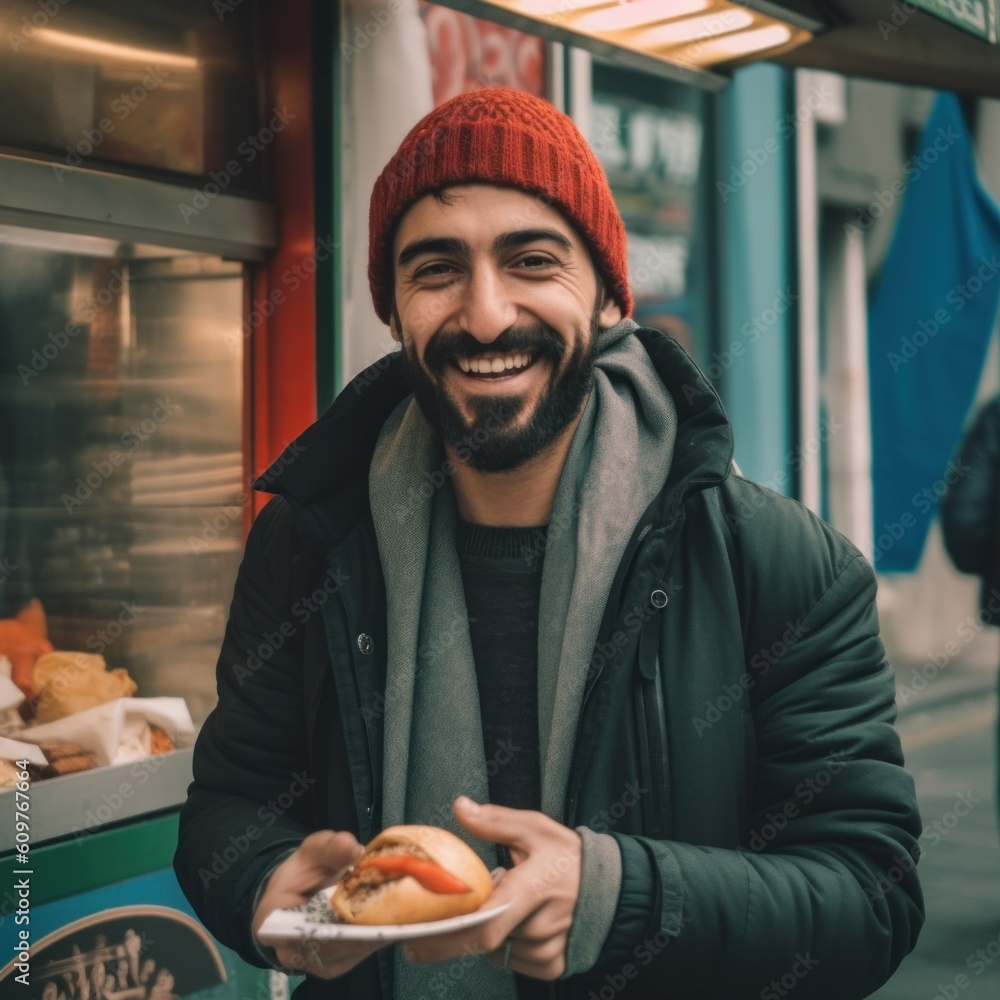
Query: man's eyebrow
493,229,573,253
397,236,471,268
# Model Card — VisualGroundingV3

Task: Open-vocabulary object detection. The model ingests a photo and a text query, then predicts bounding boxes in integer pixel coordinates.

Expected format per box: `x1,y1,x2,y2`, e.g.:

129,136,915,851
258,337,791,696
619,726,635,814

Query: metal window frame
0,153,276,262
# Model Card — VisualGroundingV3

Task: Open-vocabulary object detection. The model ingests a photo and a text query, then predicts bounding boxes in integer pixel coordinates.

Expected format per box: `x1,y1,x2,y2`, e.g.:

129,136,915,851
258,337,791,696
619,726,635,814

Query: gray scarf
369,317,677,998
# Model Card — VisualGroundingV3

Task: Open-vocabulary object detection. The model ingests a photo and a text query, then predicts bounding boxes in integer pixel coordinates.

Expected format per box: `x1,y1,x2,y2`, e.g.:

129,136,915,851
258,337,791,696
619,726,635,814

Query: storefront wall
0,3,309,991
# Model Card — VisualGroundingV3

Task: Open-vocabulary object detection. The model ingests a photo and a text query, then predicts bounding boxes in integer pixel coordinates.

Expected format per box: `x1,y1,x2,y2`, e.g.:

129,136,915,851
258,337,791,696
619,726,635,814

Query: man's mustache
422,325,565,370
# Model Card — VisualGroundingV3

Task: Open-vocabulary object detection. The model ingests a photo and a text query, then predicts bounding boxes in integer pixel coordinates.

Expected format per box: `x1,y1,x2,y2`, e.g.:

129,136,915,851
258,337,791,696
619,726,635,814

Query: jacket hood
255,328,734,542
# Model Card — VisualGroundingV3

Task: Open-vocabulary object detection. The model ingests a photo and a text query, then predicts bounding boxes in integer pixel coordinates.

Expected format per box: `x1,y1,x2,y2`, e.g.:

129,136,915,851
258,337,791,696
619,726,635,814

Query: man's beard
397,309,600,473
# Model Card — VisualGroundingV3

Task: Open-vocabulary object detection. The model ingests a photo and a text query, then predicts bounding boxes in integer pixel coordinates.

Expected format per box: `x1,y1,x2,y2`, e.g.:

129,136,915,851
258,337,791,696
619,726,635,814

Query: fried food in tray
0,629,184,787
9,726,174,786
150,724,175,755
25,741,99,779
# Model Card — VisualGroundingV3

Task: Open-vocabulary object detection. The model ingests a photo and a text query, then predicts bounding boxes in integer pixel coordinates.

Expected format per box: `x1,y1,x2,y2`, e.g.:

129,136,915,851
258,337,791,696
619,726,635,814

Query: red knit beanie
368,87,632,325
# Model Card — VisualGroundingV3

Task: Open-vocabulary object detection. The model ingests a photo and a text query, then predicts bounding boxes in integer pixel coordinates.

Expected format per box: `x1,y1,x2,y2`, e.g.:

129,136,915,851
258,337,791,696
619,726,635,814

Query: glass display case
0,160,276,992
0,233,245,726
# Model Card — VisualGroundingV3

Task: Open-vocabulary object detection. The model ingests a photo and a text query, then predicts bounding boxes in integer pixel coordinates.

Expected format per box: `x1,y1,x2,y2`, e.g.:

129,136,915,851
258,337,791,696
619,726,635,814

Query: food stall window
0,230,244,732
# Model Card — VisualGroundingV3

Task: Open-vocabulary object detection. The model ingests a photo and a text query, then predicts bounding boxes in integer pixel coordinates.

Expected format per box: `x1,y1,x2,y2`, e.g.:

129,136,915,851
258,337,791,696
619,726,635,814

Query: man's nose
458,266,518,344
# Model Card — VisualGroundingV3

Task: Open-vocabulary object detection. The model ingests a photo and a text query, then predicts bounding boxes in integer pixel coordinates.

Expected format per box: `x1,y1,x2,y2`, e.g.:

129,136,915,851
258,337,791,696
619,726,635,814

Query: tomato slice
357,854,471,894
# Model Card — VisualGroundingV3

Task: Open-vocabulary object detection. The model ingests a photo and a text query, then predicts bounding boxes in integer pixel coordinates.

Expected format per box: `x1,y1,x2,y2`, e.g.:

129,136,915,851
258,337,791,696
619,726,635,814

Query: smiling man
175,88,923,1000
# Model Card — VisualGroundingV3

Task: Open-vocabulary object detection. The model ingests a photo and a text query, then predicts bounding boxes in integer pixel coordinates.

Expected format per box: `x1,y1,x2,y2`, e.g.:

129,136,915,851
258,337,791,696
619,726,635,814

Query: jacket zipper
584,520,655,704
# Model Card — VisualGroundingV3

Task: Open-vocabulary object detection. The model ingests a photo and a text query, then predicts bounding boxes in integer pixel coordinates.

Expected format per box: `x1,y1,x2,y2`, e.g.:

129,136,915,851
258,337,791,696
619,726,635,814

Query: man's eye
515,254,553,269
415,262,456,278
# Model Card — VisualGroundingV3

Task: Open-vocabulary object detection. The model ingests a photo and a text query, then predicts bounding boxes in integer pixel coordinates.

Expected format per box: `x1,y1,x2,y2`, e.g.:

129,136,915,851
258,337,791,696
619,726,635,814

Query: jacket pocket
636,616,670,838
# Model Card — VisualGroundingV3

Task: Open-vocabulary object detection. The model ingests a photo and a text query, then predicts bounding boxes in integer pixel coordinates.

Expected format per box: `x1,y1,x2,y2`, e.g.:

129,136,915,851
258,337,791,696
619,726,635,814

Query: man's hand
403,796,582,980
252,830,384,979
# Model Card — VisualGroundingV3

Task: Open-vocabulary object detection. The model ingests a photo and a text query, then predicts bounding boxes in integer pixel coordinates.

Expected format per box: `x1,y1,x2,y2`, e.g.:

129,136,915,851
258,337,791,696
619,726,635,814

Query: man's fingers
253,830,365,938
298,829,364,864
297,830,364,879
452,796,546,849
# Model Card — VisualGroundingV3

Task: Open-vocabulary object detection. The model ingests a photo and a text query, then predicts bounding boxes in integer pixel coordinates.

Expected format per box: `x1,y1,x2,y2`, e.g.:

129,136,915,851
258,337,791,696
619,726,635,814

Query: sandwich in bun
331,824,493,925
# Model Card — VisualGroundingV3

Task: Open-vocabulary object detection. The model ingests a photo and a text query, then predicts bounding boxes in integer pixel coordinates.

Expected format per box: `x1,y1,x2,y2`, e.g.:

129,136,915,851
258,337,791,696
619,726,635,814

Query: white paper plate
257,885,511,944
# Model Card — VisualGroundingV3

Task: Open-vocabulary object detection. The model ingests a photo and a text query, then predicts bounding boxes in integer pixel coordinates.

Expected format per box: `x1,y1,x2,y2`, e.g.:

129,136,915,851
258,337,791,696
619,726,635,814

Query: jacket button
365,804,373,817
650,589,668,609
357,633,374,655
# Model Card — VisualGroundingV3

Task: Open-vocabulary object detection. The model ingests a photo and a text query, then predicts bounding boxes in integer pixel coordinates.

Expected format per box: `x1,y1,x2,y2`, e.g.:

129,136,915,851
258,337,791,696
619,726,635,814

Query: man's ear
598,286,623,328
389,301,402,343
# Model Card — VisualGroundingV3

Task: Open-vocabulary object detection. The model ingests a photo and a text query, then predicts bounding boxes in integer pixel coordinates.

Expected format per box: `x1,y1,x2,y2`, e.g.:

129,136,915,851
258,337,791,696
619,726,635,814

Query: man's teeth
457,353,533,374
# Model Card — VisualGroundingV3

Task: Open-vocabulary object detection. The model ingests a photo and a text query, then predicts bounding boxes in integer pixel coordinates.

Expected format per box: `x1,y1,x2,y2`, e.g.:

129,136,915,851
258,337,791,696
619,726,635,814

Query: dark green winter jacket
174,328,924,1000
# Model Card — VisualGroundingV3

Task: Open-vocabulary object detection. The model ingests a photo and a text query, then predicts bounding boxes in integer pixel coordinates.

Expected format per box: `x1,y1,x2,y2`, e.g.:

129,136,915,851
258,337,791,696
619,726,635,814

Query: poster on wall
0,868,269,999
419,2,545,105
0,906,225,996
589,64,710,366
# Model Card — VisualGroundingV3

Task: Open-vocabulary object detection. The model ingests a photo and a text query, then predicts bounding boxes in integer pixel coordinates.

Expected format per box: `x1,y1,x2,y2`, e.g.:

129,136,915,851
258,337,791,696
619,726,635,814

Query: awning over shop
432,0,1000,95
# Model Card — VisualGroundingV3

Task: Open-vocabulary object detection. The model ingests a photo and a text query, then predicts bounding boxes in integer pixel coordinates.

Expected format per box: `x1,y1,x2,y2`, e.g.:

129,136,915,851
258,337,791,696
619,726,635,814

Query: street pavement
871,661,999,999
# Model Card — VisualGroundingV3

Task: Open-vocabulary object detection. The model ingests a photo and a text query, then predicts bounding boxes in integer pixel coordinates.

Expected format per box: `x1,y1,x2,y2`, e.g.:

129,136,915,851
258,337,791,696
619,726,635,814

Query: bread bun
331,825,493,925
32,651,137,723
33,651,106,689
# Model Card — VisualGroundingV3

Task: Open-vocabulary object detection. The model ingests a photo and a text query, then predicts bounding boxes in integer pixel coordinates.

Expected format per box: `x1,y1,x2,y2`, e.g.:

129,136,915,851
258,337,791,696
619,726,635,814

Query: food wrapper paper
0,673,24,711
0,736,46,767
4,697,194,767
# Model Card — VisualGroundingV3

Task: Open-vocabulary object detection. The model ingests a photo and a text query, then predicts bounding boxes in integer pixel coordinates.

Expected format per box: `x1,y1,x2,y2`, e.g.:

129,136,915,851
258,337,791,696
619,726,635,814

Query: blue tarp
868,92,1000,572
